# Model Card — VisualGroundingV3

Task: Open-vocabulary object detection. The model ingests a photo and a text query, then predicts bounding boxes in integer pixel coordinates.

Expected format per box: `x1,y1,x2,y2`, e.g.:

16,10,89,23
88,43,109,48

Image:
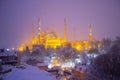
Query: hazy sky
0,0,120,48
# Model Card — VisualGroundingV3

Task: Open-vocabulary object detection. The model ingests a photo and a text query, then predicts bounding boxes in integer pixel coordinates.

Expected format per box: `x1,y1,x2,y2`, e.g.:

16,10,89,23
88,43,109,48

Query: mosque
19,18,101,51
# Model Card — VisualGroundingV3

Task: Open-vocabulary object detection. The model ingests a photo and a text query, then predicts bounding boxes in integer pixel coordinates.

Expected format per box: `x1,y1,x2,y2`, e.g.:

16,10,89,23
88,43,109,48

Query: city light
6,49,10,51
19,47,23,52
48,64,54,69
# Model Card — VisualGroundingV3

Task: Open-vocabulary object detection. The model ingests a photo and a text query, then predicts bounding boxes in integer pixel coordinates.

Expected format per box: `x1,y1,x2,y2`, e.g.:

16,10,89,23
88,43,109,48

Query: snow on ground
4,64,55,80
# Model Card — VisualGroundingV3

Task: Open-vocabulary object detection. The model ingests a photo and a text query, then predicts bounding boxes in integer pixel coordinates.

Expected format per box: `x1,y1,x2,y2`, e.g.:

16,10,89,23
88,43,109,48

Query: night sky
0,0,120,49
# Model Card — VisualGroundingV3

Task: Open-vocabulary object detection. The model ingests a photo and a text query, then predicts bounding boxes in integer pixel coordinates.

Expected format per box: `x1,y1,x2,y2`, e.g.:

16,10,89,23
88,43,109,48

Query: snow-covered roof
0,51,17,57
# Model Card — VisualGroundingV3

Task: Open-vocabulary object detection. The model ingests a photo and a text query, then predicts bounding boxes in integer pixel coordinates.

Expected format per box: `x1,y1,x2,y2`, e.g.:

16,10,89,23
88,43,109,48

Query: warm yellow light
53,59,58,65
62,67,65,71
76,46,80,50
19,47,23,52
77,46,80,49
45,37,62,49
63,78,67,80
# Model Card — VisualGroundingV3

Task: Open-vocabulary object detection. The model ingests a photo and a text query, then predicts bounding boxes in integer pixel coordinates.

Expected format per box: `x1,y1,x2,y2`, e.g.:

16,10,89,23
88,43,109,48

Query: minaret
74,27,76,41
89,24,93,42
89,24,93,48
38,17,41,44
64,18,67,42
32,23,35,44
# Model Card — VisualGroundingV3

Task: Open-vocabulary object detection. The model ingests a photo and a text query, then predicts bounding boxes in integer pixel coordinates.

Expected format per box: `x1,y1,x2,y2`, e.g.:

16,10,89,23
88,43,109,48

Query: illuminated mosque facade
19,18,101,51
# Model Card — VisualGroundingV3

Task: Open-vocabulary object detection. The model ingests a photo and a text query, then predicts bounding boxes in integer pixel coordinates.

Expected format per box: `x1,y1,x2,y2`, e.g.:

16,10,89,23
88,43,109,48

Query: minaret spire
38,17,41,44
38,17,40,35
74,27,76,41
32,23,35,41
89,24,93,42
89,24,93,48
64,17,67,42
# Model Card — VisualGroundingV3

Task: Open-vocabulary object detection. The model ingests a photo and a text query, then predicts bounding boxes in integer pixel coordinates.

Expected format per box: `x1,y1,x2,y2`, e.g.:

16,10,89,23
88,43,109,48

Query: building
19,18,101,51
0,50,17,65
